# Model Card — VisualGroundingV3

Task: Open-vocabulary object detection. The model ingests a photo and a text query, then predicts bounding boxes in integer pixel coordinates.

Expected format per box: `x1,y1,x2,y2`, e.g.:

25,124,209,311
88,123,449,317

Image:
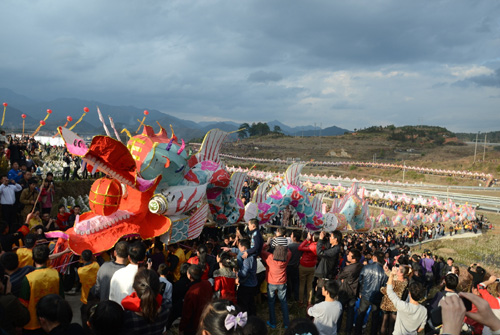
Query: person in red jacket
186,244,210,281
298,231,319,305
213,252,237,304
179,264,213,335
261,243,291,329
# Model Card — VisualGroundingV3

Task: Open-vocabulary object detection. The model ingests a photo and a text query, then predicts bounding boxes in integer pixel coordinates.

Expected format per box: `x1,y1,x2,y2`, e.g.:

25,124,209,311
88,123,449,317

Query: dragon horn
170,124,178,142
177,139,185,155
166,137,174,151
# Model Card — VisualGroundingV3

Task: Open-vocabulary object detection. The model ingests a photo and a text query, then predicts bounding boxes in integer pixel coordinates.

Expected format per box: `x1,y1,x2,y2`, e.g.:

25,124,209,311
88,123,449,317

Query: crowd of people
0,134,499,335
1,217,500,335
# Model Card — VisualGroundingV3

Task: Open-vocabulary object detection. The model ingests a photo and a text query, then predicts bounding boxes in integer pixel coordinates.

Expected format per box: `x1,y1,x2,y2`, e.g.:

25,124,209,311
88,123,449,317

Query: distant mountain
267,120,349,136
0,88,351,140
0,88,39,107
295,125,350,137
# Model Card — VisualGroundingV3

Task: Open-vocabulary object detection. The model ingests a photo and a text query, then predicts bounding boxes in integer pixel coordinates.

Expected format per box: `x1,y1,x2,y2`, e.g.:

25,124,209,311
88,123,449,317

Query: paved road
306,176,500,213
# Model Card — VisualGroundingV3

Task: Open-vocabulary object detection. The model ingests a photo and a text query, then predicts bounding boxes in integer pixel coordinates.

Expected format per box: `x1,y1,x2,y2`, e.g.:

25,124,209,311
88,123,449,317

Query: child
213,252,237,304
270,227,288,248
307,280,342,335
157,263,173,306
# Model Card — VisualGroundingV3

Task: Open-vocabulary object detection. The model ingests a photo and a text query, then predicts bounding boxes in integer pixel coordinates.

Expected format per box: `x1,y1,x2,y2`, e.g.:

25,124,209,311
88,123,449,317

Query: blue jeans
267,284,289,327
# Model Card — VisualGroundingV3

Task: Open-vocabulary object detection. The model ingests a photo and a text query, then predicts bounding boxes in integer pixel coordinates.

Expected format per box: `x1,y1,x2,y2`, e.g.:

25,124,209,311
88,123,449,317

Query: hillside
221,129,500,184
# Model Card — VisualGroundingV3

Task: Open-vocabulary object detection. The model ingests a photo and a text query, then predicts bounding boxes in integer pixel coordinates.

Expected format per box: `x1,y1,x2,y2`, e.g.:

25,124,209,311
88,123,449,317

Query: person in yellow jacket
78,249,100,333
15,233,36,268
18,244,64,332
167,243,185,282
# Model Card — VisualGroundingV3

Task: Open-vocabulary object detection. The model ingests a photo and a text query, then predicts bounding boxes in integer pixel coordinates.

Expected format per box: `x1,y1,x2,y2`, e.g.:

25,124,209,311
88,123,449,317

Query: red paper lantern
47,109,52,114
40,120,46,126
67,116,73,122
89,178,122,216
2,103,7,107
83,107,89,113
21,114,26,119
144,110,149,116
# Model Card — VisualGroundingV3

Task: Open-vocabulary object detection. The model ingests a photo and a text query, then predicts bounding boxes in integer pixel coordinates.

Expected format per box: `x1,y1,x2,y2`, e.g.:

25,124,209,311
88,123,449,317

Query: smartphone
495,278,500,283
431,297,473,327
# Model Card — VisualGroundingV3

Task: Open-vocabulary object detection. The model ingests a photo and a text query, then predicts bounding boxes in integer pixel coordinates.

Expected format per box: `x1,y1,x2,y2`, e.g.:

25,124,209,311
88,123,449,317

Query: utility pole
402,161,406,183
319,122,322,149
473,132,479,164
483,134,487,161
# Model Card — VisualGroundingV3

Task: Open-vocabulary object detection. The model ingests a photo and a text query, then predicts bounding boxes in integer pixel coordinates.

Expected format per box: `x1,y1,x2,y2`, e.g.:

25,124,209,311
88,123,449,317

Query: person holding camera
0,175,22,231
476,276,500,335
355,250,388,335
385,263,427,335
314,230,342,303
0,264,30,335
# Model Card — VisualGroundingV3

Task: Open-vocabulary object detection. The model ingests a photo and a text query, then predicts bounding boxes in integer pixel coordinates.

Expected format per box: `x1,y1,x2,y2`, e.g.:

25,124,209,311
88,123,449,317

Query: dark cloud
247,71,283,83
0,1,499,131
468,68,500,87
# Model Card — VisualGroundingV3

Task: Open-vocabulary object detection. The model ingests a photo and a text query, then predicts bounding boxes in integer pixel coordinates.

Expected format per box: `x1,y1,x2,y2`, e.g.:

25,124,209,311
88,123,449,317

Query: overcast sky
1,1,499,132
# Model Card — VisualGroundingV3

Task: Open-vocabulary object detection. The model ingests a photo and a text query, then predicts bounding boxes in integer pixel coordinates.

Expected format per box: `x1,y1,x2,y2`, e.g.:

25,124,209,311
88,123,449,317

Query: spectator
380,264,410,335
476,275,500,335
270,227,288,248
39,179,55,215
298,231,318,305
0,263,30,334
199,300,247,335
355,250,388,335
337,248,363,334
93,241,128,301
87,300,124,335
229,238,258,316
19,244,64,332
187,244,210,280
78,249,100,331
167,243,185,282
16,233,36,268
20,179,39,221
109,241,146,305
157,264,173,306
71,156,81,180
284,318,319,335
242,315,267,335
385,265,427,335
261,244,291,329
7,162,22,184
167,263,190,330
62,152,71,181
121,269,170,335
307,280,342,335
36,294,84,335
179,265,213,335
0,252,35,297
315,230,342,302
242,218,263,260
0,175,22,230
149,241,165,272
213,252,237,303
286,230,302,302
